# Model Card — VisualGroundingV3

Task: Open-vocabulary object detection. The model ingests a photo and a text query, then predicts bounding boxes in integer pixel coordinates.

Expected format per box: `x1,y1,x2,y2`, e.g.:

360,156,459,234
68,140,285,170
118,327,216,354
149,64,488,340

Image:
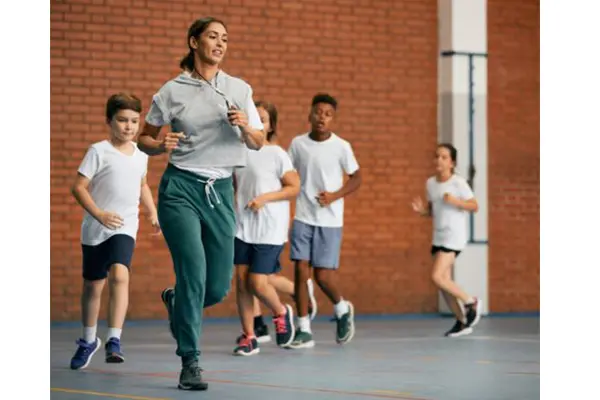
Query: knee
83,279,105,298
248,274,268,294
205,284,231,308
295,261,311,280
314,268,331,286
431,271,446,287
236,267,249,293
108,264,129,286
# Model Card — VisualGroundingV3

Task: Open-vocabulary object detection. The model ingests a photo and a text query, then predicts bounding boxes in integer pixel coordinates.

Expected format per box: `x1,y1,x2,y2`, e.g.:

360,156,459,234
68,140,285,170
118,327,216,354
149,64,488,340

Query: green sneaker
178,362,208,391
288,330,315,349
335,301,355,344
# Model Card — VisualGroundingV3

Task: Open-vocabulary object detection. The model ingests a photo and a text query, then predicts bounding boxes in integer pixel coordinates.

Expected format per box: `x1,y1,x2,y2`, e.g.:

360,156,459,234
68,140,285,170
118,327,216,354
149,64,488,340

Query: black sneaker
335,301,355,344
465,298,482,328
105,337,125,363
233,334,260,356
161,288,175,339
178,362,208,391
236,323,270,344
444,320,473,337
273,304,295,347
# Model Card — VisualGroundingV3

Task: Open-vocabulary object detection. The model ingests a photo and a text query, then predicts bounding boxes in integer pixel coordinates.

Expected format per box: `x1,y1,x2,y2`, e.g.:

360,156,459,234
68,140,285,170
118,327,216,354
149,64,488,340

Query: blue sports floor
50,315,540,400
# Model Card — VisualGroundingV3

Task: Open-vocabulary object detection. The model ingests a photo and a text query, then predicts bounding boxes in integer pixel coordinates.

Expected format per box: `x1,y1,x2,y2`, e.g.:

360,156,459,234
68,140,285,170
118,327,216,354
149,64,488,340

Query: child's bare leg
268,274,294,296
107,264,129,340
82,279,105,342
431,252,472,304
235,265,255,337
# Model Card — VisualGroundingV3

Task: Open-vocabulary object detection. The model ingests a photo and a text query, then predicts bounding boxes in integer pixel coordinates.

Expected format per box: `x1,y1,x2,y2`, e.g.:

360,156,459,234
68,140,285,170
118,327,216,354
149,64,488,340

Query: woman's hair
437,143,476,188
255,101,278,142
179,17,228,71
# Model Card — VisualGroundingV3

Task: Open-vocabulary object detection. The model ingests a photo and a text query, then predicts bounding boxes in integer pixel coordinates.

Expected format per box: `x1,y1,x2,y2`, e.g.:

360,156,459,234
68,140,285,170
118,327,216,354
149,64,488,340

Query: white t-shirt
234,145,295,245
426,174,475,251
288,133,359,228
77,140,149,246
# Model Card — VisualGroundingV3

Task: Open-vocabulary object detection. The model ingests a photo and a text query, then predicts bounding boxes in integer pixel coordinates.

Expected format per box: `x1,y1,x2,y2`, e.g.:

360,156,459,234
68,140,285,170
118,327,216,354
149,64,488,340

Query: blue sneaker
105,337,125,363
161,288,176,339
70,338,101,370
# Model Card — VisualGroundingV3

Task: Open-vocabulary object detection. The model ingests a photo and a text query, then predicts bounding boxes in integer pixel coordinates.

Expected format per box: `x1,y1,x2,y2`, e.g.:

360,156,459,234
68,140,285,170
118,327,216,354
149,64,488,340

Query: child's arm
247,170,300,211
140,175,160,233
412,197,432,217
71,174,123,229
317,169,362,206
443,178,479,212
316,141,362,206
443,194,479,212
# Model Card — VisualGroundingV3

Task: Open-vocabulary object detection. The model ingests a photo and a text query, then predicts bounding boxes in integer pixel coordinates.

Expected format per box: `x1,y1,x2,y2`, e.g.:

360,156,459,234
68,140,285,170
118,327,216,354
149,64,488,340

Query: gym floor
50,316,539,400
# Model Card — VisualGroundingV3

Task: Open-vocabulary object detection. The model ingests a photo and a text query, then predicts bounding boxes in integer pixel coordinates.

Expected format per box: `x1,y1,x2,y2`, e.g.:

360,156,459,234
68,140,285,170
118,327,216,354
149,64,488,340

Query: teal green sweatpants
157,164,236,363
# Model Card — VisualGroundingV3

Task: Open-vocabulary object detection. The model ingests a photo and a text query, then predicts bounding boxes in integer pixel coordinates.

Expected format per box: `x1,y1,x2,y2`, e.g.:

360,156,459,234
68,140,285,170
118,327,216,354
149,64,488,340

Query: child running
235,102,318,345
69,93,160,369
411,143,482,337
287,93,362,349
232,100,300,355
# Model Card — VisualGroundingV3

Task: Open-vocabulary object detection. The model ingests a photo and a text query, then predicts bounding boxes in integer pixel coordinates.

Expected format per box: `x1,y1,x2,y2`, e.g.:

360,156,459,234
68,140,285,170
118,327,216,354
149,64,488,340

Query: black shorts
234,238,283,275
431,245,461,257
82,234,135,281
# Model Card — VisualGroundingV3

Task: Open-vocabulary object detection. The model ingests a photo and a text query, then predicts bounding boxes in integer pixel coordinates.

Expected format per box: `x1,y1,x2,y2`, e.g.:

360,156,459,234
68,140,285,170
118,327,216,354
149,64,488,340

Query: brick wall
50,0,539,321
488,0,540,312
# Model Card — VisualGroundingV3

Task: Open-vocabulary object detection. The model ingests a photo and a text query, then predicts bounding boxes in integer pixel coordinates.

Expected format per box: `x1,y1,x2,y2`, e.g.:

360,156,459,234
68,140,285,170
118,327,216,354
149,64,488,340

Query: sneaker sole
233,347,260,356
307,279,318,320
287,340,315,349
276,304,296,348
71,338,102,370
105,353,125,363
178,382,208,391
448,327,473,337
468,300,483,328
336,301,356,345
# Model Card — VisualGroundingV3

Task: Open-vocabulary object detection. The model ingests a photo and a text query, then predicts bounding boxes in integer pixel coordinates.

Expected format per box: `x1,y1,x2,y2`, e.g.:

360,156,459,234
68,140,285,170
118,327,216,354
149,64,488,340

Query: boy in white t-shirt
69,93,160,370
287,93,362,349
411,143,482,337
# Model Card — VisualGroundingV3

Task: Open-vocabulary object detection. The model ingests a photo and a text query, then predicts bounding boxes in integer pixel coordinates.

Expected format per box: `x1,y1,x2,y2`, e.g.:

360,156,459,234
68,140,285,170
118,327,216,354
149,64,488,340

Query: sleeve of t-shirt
77,146,101,180
145,86,171,127
458,177,475,200
244,87,264,131
277,148,295,179
341,141,359,175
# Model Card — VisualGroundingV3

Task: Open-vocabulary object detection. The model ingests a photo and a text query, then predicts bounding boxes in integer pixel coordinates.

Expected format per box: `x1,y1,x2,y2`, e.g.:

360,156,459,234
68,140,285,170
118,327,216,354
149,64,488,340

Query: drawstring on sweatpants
197,178,221,209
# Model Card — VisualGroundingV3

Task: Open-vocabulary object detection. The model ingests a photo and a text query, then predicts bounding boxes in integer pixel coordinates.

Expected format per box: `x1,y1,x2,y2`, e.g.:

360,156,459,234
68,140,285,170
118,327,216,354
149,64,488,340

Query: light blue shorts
289,220,343,269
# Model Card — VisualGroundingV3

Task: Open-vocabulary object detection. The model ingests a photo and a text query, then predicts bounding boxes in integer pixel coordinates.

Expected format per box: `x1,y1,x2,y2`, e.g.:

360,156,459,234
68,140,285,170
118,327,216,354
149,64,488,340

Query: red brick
50,0,538,321
488,0,539,312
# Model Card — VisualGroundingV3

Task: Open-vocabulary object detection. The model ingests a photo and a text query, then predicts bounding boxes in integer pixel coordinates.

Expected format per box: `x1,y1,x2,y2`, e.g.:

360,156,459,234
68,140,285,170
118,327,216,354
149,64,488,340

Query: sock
298,316,311,333
334,299,349,318
107,327,122,341
83,326,97,344
254,315,266,328
464,297,476,306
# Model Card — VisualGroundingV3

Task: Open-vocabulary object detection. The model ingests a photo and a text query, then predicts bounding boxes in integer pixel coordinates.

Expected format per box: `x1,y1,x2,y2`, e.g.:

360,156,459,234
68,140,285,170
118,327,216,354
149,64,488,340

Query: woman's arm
137,123,185,156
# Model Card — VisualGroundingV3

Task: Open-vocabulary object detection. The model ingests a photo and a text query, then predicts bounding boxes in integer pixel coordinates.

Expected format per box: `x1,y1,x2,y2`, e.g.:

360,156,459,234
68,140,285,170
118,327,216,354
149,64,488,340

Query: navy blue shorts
234,238,283,275
82,234,135,281
431,245,461,257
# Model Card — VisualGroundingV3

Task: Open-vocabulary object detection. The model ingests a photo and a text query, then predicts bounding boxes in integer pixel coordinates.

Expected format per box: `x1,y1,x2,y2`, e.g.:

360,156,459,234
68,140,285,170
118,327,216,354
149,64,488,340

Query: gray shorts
289,220,343,269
